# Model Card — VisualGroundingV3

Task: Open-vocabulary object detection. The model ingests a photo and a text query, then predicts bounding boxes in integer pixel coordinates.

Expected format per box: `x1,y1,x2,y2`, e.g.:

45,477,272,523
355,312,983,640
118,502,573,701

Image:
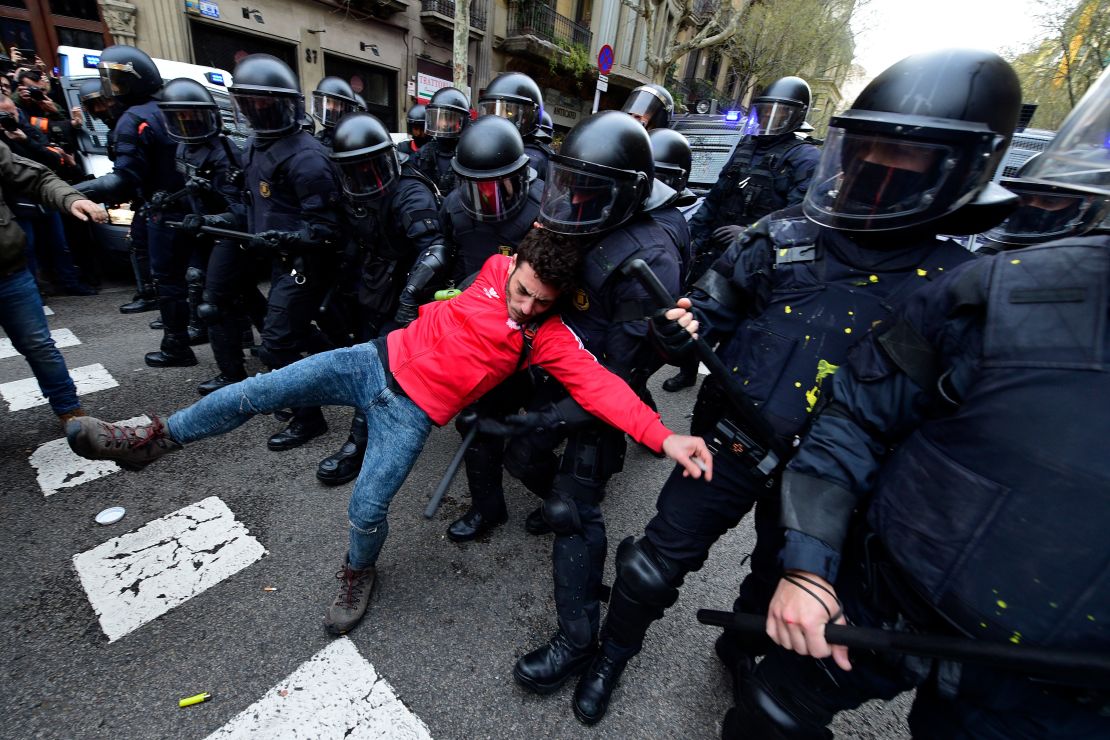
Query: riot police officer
571,49,1023,726
504,111,683,699
536,110,555,147
187,53,343,450
416,86,469,196
622,83,674,130
748,61,1110,740
314,112,445,485
396,103,430,158
160,77,266,395
664,76,821,391
437,115,547,541
647,127,696,272
311,76,360,150
477,71,549,180
76,45,195,367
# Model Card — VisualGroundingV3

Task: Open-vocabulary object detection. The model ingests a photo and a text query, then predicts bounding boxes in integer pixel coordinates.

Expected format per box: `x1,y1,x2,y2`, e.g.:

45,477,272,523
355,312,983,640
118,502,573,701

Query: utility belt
696,377,781,481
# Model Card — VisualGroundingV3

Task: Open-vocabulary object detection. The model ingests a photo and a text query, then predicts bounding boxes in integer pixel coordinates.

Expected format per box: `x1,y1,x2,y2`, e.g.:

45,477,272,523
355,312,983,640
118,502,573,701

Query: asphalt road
0,283,911,739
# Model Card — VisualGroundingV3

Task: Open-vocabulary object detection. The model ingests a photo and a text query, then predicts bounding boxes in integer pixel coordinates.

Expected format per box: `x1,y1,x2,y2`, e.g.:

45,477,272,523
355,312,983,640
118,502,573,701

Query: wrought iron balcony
420,0,488,31
506,2,592,49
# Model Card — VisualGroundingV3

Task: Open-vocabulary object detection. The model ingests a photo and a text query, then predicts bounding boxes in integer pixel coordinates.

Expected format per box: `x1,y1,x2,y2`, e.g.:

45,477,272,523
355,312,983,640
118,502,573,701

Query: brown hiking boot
324,561,377,635
65,415,182,471
57,408,87,429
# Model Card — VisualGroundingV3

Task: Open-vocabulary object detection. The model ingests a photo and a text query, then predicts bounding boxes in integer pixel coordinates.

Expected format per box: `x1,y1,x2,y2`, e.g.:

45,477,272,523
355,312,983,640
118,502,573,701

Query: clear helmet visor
477,99,538,134
312,91,358,128
426,107,466,137
622,89,666,128
458,171,530,222
539,162,640,234
230,92,300,136
337,150,401,201
983,183,1110,246
654,163,688,193
1020,66,1110,196
98,63,139,99
750,101,805,136
804,128,966,230
164,107,221,143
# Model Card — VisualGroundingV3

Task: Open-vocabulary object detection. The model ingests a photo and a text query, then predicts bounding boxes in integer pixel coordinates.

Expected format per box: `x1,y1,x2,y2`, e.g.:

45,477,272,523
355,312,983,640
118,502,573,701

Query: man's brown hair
514,227,583,295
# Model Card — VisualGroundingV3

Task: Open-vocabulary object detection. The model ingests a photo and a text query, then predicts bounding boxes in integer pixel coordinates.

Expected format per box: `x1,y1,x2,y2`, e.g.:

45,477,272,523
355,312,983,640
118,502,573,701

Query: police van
56,46,246,259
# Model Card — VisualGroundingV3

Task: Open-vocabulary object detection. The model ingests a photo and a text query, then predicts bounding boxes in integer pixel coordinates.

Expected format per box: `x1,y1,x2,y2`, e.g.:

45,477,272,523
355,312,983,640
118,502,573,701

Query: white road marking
30,415,150,497
206,638,432,740
0,363,117,411
698,362,709,375
43,306,54,315
72,496,266,642
0,328,81,360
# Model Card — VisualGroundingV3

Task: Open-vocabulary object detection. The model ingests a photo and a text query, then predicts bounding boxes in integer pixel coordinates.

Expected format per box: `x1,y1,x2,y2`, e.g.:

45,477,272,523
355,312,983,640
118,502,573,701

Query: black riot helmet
478,72,544,137
983,67,1110,247
536,110,554,144
312,76,359,129
229,54,303,140
452,115,535,222
750,76,810,137
354,93,367,111
97,45,162,104
158,77,221,143
539,110,675,235
804,48,1022,235
426,87,470,139
330,112,401,201
622,84,674,130
78,77,122,127
649,128,692,193
406,103,430,146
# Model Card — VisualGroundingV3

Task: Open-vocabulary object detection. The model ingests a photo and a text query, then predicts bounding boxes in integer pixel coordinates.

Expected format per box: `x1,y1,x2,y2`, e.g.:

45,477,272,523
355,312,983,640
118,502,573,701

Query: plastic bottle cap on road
95,506,126,525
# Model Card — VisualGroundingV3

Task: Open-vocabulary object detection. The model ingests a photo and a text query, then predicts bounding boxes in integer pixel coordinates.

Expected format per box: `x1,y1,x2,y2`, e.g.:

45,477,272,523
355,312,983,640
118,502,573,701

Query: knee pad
542,495,582,536
197,301,221,323
734,659,835,740
614,537,681,609
185,266,206,287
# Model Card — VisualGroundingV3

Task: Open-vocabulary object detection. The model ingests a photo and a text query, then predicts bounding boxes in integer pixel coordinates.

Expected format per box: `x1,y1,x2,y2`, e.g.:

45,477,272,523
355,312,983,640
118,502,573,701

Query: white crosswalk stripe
0,362,118,411
206,638,432,740
0,328,81,360
698,362,709,375
72,496,267,642
43,306,54,315
30,415,150,496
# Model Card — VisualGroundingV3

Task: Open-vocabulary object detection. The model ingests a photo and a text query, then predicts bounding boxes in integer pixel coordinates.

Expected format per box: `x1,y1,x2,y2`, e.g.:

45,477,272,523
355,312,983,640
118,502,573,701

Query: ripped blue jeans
166,342,432,568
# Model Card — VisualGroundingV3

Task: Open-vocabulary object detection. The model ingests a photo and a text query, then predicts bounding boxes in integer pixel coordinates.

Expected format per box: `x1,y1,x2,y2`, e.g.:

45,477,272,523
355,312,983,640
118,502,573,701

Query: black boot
513,631,597,694
145,332,198,367
447,505,508,542
662,361,698,392
573,651,629,725
316,412,368,485
149,317,164,330
203,312,248,397
121,291,158,313
197,373,245,396
268,407,328,451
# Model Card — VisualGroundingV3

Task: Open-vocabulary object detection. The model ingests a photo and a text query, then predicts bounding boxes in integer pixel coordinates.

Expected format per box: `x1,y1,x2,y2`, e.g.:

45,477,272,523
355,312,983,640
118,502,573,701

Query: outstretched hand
70,199,108,223
766,571,852,671
661,434,713,481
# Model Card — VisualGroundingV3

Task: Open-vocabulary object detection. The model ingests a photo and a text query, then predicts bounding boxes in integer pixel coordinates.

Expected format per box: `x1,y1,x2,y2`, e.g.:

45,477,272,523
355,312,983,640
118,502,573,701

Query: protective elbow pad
779,470,855,552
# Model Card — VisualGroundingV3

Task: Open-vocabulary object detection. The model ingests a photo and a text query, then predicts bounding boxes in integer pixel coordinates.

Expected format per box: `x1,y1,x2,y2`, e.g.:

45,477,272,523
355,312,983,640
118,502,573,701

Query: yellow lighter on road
179,692,211,708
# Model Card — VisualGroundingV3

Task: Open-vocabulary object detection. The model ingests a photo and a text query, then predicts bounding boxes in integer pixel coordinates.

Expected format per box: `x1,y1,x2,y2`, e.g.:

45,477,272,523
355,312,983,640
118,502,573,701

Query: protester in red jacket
66,228,712,635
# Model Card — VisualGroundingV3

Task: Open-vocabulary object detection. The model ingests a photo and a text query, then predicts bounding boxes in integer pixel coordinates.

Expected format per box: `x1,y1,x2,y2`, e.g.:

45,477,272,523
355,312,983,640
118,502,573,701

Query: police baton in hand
165,221,256,243
697,610,1110,689
424,411,478,519
620,258,782,475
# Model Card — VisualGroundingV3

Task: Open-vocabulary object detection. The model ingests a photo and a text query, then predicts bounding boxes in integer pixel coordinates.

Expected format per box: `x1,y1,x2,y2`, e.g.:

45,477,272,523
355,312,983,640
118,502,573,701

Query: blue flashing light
205,71,226,86
83,54,100,69
724,110,741,122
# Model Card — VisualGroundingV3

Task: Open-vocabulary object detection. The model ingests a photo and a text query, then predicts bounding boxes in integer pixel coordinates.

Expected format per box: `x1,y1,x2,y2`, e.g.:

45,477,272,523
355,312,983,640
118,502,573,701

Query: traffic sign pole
593,44,615,114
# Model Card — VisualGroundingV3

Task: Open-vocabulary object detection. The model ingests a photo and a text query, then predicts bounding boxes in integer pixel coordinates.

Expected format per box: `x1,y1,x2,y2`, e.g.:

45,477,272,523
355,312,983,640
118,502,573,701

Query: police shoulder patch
499,245,512,256
573,288,589,311
259,181,271,198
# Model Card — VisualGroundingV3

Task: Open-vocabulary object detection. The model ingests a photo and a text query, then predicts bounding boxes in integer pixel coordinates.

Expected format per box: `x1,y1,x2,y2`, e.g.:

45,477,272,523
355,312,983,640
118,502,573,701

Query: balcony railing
420,0,487,30
506,2,592,49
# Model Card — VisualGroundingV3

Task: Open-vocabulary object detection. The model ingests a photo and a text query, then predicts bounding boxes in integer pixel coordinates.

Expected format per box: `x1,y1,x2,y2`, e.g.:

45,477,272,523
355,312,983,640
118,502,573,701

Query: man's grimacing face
505,256,559,325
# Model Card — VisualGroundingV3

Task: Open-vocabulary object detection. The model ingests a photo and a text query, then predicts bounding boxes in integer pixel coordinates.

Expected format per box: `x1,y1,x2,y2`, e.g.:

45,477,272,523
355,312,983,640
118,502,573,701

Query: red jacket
387,254,673,452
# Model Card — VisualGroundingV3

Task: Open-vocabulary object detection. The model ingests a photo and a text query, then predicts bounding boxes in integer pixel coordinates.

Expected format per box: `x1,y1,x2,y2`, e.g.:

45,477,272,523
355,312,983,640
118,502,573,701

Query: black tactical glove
393,296,420,327
649,306,696,362
179,212,235,235
147,190,170,211
178,213,206,234
712,224,745,248
250,229,304,251
184,175,211,194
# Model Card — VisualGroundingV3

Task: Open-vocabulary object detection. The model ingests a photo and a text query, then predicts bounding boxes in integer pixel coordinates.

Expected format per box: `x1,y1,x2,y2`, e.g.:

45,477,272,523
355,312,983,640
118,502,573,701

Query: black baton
424,412,478,519
697,610,1110,689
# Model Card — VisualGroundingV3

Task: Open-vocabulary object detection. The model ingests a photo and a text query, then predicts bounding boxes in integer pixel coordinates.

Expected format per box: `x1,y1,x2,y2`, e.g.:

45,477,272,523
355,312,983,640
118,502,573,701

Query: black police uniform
416,138,458,197
598,206,976,666
242,129,342,428
736,236,1110,739
686,134,820,280
523,141,551,182
441,177,544,282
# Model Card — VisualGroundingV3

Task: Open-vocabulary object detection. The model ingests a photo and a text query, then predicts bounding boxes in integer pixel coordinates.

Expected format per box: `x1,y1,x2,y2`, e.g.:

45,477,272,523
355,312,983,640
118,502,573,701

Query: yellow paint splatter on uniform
805,360,841,412
1089,614,1097,621
785,305,792,314
979,622,987,629
997,600,1008,609
794,381,802,388
780,248,788,257
869,275,879,283
1010,631,1022,644
1049,602,1059,609
916,268,928,277
1011,259,1022,265
844,327,852,334
848,311,854,316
